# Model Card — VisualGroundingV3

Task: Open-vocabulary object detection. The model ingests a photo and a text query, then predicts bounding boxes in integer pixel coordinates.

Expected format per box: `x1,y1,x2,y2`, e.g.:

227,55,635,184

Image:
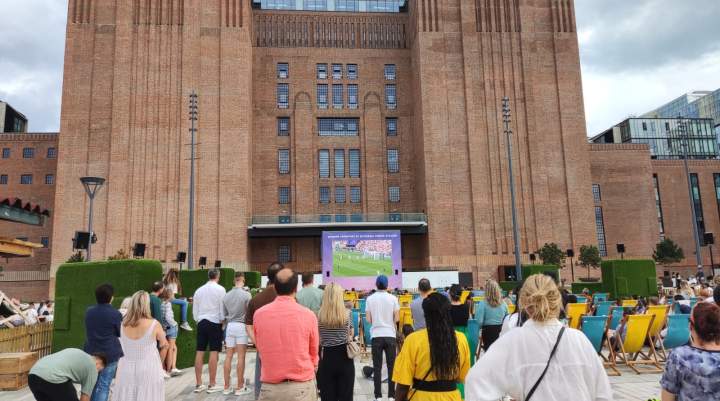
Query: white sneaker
193,384,206,393
162,371,171,379
222,388,234,395
180,322,193,331
170,368,183,376
235,387,252,396
206,385,223,394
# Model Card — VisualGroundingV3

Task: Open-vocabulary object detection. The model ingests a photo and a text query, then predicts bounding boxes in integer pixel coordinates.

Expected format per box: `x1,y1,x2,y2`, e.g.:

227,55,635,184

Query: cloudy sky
0,0,719,136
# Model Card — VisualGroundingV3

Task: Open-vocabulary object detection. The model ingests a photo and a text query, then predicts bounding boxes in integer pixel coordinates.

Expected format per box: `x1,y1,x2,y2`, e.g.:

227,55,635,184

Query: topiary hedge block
601,259,658,299
179,268,235,298
52,259,163,353
244,271,261,289
522,265,560,282
499,281,520,292
571,282,604,295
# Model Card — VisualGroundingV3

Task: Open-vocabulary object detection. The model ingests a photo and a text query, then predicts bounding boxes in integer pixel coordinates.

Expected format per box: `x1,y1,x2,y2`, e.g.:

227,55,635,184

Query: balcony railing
250,213,427,227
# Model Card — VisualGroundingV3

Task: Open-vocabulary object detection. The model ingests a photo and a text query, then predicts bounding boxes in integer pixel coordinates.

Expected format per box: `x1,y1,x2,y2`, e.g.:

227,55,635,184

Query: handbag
525,327,565,401
346,318,361,359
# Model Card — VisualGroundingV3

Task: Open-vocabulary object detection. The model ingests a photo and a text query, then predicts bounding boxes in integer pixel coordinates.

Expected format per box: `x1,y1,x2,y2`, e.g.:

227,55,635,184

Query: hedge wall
52,259,163,352
601,259,658,299
522,265,560,281
499,281,520,292
179,268,235,297
244,271,262,289
570,282,604,295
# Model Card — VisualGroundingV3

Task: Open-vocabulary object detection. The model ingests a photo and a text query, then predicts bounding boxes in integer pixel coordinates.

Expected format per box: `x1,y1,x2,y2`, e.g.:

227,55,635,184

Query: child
159,288,182,376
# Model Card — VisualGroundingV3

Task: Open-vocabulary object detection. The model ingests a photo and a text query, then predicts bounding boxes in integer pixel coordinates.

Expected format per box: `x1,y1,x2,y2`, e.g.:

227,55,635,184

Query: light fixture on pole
188,91,199,270
80,176,105,261
503,97,522,282
678,116,703,275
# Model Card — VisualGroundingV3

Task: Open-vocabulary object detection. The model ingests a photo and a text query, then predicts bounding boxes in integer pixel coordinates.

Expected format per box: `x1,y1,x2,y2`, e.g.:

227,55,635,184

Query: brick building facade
0,132,58,300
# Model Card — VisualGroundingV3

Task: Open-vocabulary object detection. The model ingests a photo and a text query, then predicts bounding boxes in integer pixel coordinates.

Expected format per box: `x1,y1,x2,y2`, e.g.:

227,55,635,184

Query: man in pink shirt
253,268,319,401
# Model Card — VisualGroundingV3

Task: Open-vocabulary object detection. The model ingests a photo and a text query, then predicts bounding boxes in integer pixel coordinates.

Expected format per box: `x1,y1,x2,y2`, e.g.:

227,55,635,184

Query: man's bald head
275,268,298,296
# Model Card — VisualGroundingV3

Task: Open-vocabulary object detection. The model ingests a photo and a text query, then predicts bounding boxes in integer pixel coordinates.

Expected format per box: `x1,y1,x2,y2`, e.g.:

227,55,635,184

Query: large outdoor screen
322,231,402,290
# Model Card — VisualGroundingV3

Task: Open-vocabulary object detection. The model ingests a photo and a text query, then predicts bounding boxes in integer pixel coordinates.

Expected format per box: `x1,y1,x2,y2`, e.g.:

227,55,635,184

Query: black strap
412,379,456,392
407,365,434,401
525,327,565,401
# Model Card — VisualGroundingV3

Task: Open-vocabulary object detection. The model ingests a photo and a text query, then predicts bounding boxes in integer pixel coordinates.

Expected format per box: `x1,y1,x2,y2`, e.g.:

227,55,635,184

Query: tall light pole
188,91,198,270
503,97,522,282
678,116,703,274
80,176,105,261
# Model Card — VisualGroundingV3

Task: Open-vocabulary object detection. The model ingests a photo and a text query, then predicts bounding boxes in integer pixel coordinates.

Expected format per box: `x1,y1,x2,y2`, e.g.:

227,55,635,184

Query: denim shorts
165,325,179,340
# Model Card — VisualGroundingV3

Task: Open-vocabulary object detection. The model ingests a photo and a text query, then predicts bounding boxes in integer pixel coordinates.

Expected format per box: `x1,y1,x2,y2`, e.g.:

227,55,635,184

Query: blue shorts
165,325,178,340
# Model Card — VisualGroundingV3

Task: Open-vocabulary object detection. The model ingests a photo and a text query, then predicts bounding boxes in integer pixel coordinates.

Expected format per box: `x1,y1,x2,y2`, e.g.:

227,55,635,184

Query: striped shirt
319,310,353,347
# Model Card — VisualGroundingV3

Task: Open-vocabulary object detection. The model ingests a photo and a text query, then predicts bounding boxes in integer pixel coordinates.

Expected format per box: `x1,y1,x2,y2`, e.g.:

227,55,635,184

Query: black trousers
371,337,396,398
318,344,355,401
481,324,503,352
28,374,79,401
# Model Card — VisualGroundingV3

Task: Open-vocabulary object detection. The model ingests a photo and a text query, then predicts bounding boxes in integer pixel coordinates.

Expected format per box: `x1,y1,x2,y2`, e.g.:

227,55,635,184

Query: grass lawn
332,249,393,277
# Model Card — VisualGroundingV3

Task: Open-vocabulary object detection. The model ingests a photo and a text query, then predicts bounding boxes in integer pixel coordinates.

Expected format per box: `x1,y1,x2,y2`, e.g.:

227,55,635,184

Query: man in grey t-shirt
410,278,432,330
222,272,252,395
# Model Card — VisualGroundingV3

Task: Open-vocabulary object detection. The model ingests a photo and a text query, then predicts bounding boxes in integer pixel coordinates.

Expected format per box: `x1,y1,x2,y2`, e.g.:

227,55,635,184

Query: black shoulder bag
525,327,565,401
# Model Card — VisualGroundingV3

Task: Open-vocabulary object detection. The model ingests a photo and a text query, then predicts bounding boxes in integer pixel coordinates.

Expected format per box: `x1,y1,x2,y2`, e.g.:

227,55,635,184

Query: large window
277,63,289,79
278,245,291,263
319,186,330,204
336,0,359,11
594,207,608,257
690,173,706,240
45,174,54,185
389,186,400,203
347,64,358,79
0,175,7,185
653,174,666,240
332,64,343,80
277,84,289,108
279,187,291,204
348,84,358,109
277,117,290,136
317,63,328,80
384,64,396,80
335,187,346,203
334,150,345,178
318,118,359,136
319,150,330,178
47,147,57,159
386,118,397,136
1,148,9,158
332,84,343,109
387,149,399,173
350,186,361,203
592,184,601,203
385,84,397,109
23,148,35,158
20,174,33,184
304,0,327,10
317,84,329,109
349,149,361,178
278,149,290,174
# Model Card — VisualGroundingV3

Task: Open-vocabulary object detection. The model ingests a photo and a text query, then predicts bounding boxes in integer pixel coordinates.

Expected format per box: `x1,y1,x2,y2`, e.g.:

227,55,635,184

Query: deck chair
659,314,690,362
466,319,480,363
358,298,366,313
593,293,609,303
507,304,516,315
399,307,413,328
573,295,588,303
608,306,624,330
609,314,662,374
351,309,360,339
580,315,619,376
621,299,638,308
460,290,471,304
567,303,588,329
645,305,670,343
361,313,372,349
398,294,413,307
594,301,615,317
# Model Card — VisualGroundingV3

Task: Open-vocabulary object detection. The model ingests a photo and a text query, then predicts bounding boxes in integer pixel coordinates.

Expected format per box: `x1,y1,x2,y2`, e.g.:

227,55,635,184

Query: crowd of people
24,264,720,401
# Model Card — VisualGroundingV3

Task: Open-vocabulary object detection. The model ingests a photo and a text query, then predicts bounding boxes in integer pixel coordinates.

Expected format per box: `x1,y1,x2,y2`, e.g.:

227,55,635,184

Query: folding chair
621,299,638,308
398,294,413,307
658,314,690,362
507,303,516,315
609,314,662,374
580,315,619,376
466,319,480,363
351,309,360,339
398,307,413,328
594,301,615,317
360,313,372,349
460,290,471,304
593,293,609,303
567,303,588,329
358,298,366,314
645,305,670,348
574,295,588,303
608,306,624,330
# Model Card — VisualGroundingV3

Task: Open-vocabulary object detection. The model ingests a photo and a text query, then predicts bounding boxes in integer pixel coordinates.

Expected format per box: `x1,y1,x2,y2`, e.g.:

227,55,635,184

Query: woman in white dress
112,290,168,401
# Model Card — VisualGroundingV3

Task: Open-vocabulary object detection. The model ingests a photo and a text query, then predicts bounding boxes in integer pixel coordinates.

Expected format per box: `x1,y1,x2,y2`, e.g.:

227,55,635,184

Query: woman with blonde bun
464,274,613,401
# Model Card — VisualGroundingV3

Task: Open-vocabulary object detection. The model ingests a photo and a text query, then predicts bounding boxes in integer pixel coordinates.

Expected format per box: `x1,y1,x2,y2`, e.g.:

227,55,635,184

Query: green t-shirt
149,293,162,321
30,348,98,396
296,286,324,315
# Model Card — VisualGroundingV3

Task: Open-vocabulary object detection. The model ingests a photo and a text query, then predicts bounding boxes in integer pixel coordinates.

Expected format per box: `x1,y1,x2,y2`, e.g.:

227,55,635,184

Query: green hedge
244,271,261,289
522,265,560,281
179,268,235,297
571,282,604,294
52,259,163,352
601,259,658,299
499,281,520,292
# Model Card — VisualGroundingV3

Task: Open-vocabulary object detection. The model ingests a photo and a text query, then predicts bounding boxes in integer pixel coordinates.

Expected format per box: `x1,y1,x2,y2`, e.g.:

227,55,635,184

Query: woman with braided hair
465,274,613,401
392,292,471,401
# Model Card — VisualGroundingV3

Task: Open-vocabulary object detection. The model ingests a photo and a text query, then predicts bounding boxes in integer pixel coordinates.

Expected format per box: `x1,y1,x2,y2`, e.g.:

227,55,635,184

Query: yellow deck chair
507,304,516,314
398,294,413,307
459,290,471,304
621,299,638,308
472,296,485,303
645,305,670,341
609,314,662,374
344,291,358,307
566,303,588,329
399,306,413,328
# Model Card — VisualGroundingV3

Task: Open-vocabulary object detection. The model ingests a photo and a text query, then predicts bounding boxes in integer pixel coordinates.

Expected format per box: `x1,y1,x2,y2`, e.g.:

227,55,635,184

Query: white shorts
225,322,248,347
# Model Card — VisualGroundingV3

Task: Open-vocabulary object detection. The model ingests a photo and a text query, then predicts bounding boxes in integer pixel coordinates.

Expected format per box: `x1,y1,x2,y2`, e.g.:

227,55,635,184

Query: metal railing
250,213,427,226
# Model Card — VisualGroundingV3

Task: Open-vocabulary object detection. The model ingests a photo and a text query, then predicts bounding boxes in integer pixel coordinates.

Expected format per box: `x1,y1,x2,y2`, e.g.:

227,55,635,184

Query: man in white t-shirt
365,275,399,401
26,302,39,325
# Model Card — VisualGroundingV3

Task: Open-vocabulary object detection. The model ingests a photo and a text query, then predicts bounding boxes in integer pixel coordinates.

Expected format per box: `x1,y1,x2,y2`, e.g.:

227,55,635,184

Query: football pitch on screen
332,250,393,277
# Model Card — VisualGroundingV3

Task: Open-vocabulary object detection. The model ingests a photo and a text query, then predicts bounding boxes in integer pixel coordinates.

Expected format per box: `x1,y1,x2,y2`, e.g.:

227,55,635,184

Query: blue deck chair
595,301,615,317
465,319,480,363
608,306,624,330
412,293,420,300
351,309,360,339
358,298,366,314
361,313,372,348
575,295,588,303
593,293,609,303
580,315,618,375
660,314,690,361
690,298,698,309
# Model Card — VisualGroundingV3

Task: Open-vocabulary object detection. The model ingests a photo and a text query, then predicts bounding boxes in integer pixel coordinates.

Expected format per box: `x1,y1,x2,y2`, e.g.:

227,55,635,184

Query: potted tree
653,238,684,268
538,242,565,266
578,245,602,281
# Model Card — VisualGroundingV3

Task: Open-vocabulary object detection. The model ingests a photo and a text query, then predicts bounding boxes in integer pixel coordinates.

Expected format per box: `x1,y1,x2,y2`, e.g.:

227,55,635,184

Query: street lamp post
80,176,106,261
678,116,703,274
188,91,199,270
503,97,523,282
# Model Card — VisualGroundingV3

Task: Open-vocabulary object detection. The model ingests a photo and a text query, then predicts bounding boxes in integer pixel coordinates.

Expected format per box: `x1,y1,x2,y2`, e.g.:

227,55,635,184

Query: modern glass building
591,117,718,160
643,88,720,140
252,0,407,12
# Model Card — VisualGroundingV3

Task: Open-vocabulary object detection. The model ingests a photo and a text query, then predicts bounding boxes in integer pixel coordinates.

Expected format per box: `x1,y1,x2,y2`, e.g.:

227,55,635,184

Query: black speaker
133,243,146,258
73,231,90,250
176,252,186,263
704,232,714,245
214,260,222,268
326,271,330,277
566,249,574,258
199,256,207,266
616,243,625,253
458,272,473,288
395,269,399,276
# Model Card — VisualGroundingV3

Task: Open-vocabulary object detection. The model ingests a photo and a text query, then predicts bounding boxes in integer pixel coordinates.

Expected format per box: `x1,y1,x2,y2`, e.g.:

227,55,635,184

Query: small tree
578,245,602,279
107,248,131,261
537,243,565,266
653,238,684,266
66,251,86,263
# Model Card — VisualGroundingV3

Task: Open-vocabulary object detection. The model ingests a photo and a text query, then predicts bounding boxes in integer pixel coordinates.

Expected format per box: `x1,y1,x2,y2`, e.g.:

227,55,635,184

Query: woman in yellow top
393,293,471,401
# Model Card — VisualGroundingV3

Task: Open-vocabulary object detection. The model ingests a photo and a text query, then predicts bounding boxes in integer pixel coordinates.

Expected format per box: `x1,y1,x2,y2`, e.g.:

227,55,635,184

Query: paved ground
1,350,661,401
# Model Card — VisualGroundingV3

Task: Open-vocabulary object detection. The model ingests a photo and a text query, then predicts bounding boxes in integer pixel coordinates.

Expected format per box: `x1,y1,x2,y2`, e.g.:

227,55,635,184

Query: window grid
278,149,290,174
317,64,328,79
277,117,290,136
384,64,396,80
279,187,290,204
318,118,359,136
317,84,329,109
277,83,289,109
387,149,399,173
319,186,331,204
335,186,346,203
385,84,397,109
332,64,343,80
23,148,35,158
690,173,706,241
0,175,7,185
386,118,397,136
653,175,666,239
47,147,57,159
334,149,345,178
389,186,400,203
594,206,608,257
592,184,601,203
350,186,361,203
347,64,358,79
1,148,9,158
45,174,54,185
278,245,291,263
332,84,343,109
319,150,330,178
304,0,327,11
20,174,32,185
349,149,361,178
348,84,358,109
277,63,289,79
